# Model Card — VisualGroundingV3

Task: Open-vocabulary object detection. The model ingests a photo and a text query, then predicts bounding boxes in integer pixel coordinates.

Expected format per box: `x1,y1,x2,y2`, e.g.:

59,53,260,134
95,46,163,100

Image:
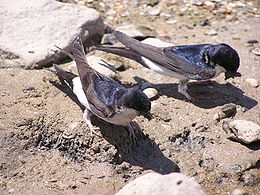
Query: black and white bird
95,31,241,100
51,37,151,140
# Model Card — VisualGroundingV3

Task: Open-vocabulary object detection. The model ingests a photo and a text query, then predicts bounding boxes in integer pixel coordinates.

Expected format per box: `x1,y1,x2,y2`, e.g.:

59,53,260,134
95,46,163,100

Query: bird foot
83,109,102,137
127,123,141,146
89,126,101,137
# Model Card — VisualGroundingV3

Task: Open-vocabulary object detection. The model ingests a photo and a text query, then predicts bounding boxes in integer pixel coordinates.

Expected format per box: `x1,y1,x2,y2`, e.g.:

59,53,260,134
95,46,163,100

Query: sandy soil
0,1,259,194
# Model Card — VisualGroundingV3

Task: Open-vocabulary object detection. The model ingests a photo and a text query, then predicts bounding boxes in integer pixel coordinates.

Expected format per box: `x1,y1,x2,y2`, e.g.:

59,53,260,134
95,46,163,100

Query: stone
213,104,236,122
143,88,159,100
204,30,218,36
69,122,80,131
252,48,260,56
245,78,259,88
231,188,248,195
141,38,172,47
166,19,178,24
225,120,260,144
0,0,105,69
101,33,118,45
115,25,145,38
69,55,117,78
116,172,206,195
247,40,258,44
146,6,161,16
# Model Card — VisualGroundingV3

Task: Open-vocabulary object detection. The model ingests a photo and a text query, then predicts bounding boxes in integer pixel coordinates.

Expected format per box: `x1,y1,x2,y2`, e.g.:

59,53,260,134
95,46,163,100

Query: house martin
51,37,152,142
95,31,241,100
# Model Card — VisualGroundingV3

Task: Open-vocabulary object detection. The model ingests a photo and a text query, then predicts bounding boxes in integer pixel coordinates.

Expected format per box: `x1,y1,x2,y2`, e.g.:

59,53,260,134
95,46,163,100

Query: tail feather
56,37,97,80
95,45,143,64
51,64,77,88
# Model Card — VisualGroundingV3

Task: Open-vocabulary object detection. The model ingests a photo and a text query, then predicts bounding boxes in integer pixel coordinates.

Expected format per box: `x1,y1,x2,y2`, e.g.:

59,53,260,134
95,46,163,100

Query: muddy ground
0,1,260,194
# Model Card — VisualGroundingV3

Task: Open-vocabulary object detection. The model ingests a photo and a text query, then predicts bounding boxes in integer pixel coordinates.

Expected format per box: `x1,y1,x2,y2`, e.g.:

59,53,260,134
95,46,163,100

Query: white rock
231,188,247,195
141,38,173,47
245,78,259,88
166,19,178,24
228,120,260,144
143,88,159,100
146,7,161,16
0,0,105,69
69,122,80,131
204,30,218,36
86,56,116,78
252,48,260,56
116,172,206,195
115,25,145,38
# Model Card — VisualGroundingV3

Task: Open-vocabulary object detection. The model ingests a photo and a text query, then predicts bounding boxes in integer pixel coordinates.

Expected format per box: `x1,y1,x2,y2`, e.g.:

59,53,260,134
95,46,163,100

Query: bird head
206,44,241,80
122,88,152,120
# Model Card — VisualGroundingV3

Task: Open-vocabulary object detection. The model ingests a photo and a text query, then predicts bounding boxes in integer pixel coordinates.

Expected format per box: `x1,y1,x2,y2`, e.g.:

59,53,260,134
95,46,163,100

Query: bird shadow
134,76,258,110
91,118,180,174
49,79,179,175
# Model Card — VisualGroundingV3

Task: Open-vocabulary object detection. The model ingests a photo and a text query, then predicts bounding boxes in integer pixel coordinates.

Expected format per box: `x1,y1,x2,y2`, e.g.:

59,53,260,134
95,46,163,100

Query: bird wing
114,31,215,79
67,38,116,118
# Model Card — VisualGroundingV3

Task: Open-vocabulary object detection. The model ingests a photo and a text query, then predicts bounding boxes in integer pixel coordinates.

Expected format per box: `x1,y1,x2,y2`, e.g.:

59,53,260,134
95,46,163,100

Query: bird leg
126,122,138,146
178,79,194,101
83,109,101,137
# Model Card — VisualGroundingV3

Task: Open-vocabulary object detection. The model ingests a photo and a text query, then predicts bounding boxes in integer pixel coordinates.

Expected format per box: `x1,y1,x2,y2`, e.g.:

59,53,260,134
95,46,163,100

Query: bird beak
225,72,241,80
141,112,153,120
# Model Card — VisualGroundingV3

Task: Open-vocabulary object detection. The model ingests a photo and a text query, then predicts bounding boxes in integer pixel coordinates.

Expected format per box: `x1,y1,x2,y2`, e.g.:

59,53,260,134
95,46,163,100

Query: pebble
69,122,80,131
213,103,236,121
245,78,259,88
115,25,145,38
101,33,118,45
252,48,260,56
143,88,159,100
25,85,36,91
146,6,161,16
166,19,178,24
86,56,117,78
231,188,248,195
203,1,215,11
204,30,218,36
224,120,260,144
116,172,206,195
247,40,258,44
141,38,172,47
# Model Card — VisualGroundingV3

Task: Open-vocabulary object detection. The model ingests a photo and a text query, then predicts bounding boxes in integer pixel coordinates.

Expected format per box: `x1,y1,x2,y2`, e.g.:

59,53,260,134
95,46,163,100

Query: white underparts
213,65,226,78
72,77,90,110
141,57,186,80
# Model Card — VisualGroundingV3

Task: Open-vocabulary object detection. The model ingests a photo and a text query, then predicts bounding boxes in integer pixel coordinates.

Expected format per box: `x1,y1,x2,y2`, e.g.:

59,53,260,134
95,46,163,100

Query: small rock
214,103,236,121
245,78,259,88
141,38,172,47
247,40,258,44
231,188,248,195
25,85,36,91
101,33,118,45
76,56,117,78
193,1,203,6
221,104,237,117
115,25,145,38
203,1,215,11
204,30,218,36
252,48,260,56
166,19,178,24
69,122,80,131
224,120,260,144
143,88,159,100
116,172,206,195
146,6,161,16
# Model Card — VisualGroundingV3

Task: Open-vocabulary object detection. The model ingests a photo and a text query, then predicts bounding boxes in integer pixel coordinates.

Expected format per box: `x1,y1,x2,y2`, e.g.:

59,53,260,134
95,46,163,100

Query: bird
95,31,241,100
51,37,152,142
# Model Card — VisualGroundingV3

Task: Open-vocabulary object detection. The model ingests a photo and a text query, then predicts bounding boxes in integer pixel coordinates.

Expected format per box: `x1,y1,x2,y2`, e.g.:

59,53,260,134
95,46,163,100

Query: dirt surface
0,1,260,195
